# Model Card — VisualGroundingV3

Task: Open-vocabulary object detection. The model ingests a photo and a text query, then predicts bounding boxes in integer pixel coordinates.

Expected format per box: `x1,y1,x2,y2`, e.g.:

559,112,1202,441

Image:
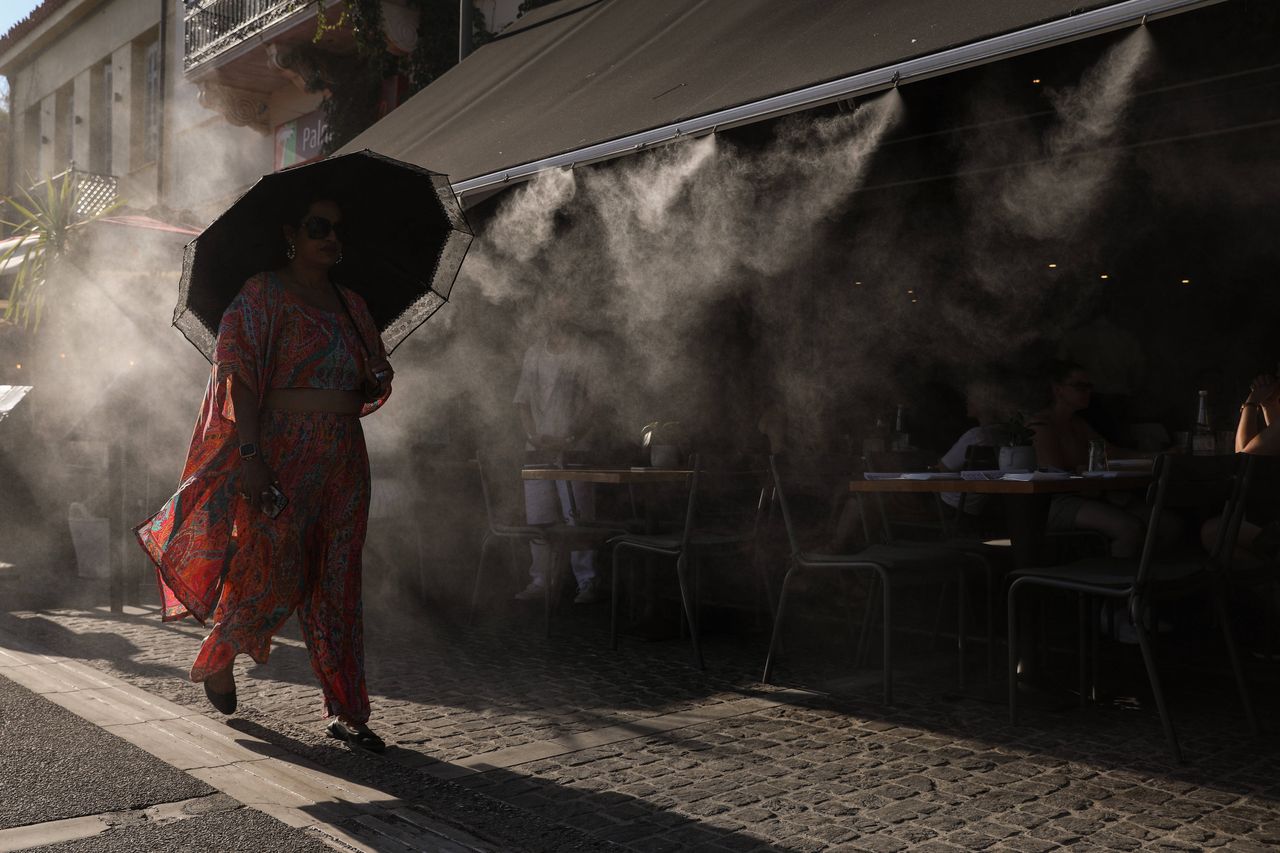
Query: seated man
938,381,1006,528
1031,360,1174,558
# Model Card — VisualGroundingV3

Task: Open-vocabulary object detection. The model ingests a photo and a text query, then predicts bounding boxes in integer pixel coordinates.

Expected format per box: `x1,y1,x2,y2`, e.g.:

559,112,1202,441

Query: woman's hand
1246,374,1280,406
362,357,394,402
238,458,275,511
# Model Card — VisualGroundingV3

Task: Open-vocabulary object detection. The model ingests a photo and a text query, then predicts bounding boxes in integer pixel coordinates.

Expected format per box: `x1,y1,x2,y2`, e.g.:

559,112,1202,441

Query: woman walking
137,193,393,752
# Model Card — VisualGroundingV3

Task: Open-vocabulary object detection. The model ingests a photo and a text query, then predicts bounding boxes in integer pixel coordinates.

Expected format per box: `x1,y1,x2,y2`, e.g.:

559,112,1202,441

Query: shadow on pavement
0,612,179,681
224,714,787,852
9,582,1280,853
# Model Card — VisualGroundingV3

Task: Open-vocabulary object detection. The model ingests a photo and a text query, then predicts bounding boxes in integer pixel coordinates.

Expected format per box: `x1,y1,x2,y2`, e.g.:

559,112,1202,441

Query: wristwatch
238,442,258,459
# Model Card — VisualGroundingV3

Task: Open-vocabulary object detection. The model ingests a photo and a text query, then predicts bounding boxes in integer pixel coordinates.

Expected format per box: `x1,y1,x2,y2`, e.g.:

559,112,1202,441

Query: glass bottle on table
891,404,910,451
1192,389,1215,456
862,415,888,458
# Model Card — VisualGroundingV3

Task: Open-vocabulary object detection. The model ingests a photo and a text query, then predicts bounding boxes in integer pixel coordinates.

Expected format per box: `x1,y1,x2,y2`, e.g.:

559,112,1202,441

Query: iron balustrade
184,0,311,70
35,168,120,221
2,167,119,237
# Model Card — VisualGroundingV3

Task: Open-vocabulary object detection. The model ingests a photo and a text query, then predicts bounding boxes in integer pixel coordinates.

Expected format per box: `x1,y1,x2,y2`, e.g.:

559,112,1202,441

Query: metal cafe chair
470,452,628,636
763,454,988,704
865,448,953,541
609,453,768,669
933,444,1106,682
468,452,548,625
1007,453,1259,763
1217,455,1280,662
859,450,1002,689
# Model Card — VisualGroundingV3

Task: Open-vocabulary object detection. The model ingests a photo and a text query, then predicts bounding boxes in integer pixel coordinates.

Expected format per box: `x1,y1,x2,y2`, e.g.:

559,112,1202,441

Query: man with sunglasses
1031,360,1173,559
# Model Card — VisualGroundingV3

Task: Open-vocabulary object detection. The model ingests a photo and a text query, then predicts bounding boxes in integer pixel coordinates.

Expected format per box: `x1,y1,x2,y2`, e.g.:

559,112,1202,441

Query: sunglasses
302,215,345,241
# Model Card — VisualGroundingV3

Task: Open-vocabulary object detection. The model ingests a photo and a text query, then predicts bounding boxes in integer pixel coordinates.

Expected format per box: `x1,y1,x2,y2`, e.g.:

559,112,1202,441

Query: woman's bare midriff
263,388,364,415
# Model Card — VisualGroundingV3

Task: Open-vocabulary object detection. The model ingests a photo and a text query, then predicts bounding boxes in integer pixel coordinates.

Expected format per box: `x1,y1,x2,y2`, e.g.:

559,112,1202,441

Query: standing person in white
513,297,605,603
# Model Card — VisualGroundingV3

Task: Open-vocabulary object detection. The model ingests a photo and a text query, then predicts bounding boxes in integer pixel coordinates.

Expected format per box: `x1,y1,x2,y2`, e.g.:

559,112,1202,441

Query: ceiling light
1181,278,1191,285
1048,263,1057,269
1032,78,1042,84
1099,274,1109,280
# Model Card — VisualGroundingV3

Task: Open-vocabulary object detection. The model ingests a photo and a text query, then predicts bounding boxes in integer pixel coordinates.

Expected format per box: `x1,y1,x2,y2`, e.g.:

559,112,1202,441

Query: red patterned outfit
137,271,390,724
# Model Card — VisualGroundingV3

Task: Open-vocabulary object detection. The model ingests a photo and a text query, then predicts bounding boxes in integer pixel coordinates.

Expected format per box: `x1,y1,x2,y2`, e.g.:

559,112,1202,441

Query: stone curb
0,625,496,853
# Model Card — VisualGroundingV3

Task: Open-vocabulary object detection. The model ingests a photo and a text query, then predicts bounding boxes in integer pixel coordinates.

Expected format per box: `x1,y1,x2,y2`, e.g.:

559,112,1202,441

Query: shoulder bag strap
329,281,374,359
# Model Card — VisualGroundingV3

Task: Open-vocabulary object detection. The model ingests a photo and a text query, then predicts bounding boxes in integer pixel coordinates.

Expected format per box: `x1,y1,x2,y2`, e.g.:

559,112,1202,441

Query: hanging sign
275,109,329,170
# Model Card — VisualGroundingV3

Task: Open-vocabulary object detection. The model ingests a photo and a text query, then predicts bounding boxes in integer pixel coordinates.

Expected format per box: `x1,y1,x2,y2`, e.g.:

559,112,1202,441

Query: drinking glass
1086,438,1108,473
1172,431,1191,453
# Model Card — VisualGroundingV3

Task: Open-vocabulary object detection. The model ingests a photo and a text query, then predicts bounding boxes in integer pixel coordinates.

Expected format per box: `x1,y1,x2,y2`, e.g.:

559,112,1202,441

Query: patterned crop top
270,272,367,392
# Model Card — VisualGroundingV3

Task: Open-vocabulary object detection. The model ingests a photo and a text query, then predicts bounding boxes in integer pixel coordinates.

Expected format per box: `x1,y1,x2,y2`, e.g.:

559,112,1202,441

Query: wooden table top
849,474,1152,495
522,467,693,484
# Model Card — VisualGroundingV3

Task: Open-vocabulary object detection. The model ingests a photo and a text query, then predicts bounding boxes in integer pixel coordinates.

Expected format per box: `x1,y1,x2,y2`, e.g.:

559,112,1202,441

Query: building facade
0,0,522,220
1,0,174,207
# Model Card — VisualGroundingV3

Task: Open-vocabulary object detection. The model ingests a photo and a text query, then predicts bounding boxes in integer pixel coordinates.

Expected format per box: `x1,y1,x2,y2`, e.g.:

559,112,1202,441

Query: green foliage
995,411,1036,447
321,0,493,154
641,421,686,448
0,172,120,331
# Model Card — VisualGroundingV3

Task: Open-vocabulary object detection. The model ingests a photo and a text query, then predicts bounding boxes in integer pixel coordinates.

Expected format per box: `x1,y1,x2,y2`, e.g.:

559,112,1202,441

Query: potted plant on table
641,421,686,468
995,412,1037,472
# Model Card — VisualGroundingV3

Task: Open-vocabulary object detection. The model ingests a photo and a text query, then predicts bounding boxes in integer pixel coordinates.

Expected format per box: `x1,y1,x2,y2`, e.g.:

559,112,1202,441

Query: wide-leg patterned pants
190,411,372,724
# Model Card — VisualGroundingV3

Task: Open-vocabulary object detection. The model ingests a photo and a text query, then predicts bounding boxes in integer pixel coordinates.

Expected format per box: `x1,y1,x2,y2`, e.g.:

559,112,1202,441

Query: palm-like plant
641,420,686,449
0,171,120,331
995,411,1036,447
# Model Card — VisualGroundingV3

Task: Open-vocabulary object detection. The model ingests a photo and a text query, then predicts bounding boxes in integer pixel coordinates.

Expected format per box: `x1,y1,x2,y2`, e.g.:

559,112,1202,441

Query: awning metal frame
451,0,1225,200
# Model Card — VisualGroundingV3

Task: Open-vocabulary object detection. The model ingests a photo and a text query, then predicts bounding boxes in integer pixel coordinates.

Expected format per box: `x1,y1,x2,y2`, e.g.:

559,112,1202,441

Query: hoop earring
286,241,296,260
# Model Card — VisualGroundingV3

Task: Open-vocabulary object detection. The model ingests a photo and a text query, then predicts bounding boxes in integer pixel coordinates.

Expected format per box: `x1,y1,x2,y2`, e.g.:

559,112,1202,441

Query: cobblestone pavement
5,591,1280,853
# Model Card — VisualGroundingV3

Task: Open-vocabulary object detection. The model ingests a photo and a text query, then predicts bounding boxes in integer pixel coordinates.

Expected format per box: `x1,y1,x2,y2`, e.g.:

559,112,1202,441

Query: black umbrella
174,149,472,361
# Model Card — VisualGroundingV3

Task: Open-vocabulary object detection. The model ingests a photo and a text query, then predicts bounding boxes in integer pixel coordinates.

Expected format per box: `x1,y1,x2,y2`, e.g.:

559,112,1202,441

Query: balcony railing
184,0,310,71
2,167,119,237
34,168,120,222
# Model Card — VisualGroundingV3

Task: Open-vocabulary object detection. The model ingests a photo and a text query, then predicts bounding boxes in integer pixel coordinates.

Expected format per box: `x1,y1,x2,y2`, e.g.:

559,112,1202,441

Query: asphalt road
0,674,334,852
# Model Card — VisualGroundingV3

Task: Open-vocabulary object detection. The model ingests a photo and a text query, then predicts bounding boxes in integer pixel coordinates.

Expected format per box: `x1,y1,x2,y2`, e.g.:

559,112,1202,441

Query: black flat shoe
203,680,236,715
326,721,386,754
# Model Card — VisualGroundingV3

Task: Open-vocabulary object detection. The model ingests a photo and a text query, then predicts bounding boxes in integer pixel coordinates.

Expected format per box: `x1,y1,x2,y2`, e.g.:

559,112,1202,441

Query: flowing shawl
136,271,390,622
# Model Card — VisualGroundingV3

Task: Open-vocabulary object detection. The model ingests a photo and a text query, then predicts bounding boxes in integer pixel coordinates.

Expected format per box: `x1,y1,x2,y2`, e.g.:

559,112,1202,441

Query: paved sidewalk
4,597,1280,852
0,627,557,852
0,665,334,852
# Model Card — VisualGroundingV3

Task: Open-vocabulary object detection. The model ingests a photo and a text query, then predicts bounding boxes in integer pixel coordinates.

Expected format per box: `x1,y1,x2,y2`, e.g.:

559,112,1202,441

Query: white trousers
524,479,597,586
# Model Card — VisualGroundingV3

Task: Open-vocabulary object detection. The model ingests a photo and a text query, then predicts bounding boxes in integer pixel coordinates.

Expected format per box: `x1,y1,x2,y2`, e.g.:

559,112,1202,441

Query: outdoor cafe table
519,465,693,550
519,466,694,533
521,466,695,634
849,473,1153,568
519,465,693,526
520,467,693,484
